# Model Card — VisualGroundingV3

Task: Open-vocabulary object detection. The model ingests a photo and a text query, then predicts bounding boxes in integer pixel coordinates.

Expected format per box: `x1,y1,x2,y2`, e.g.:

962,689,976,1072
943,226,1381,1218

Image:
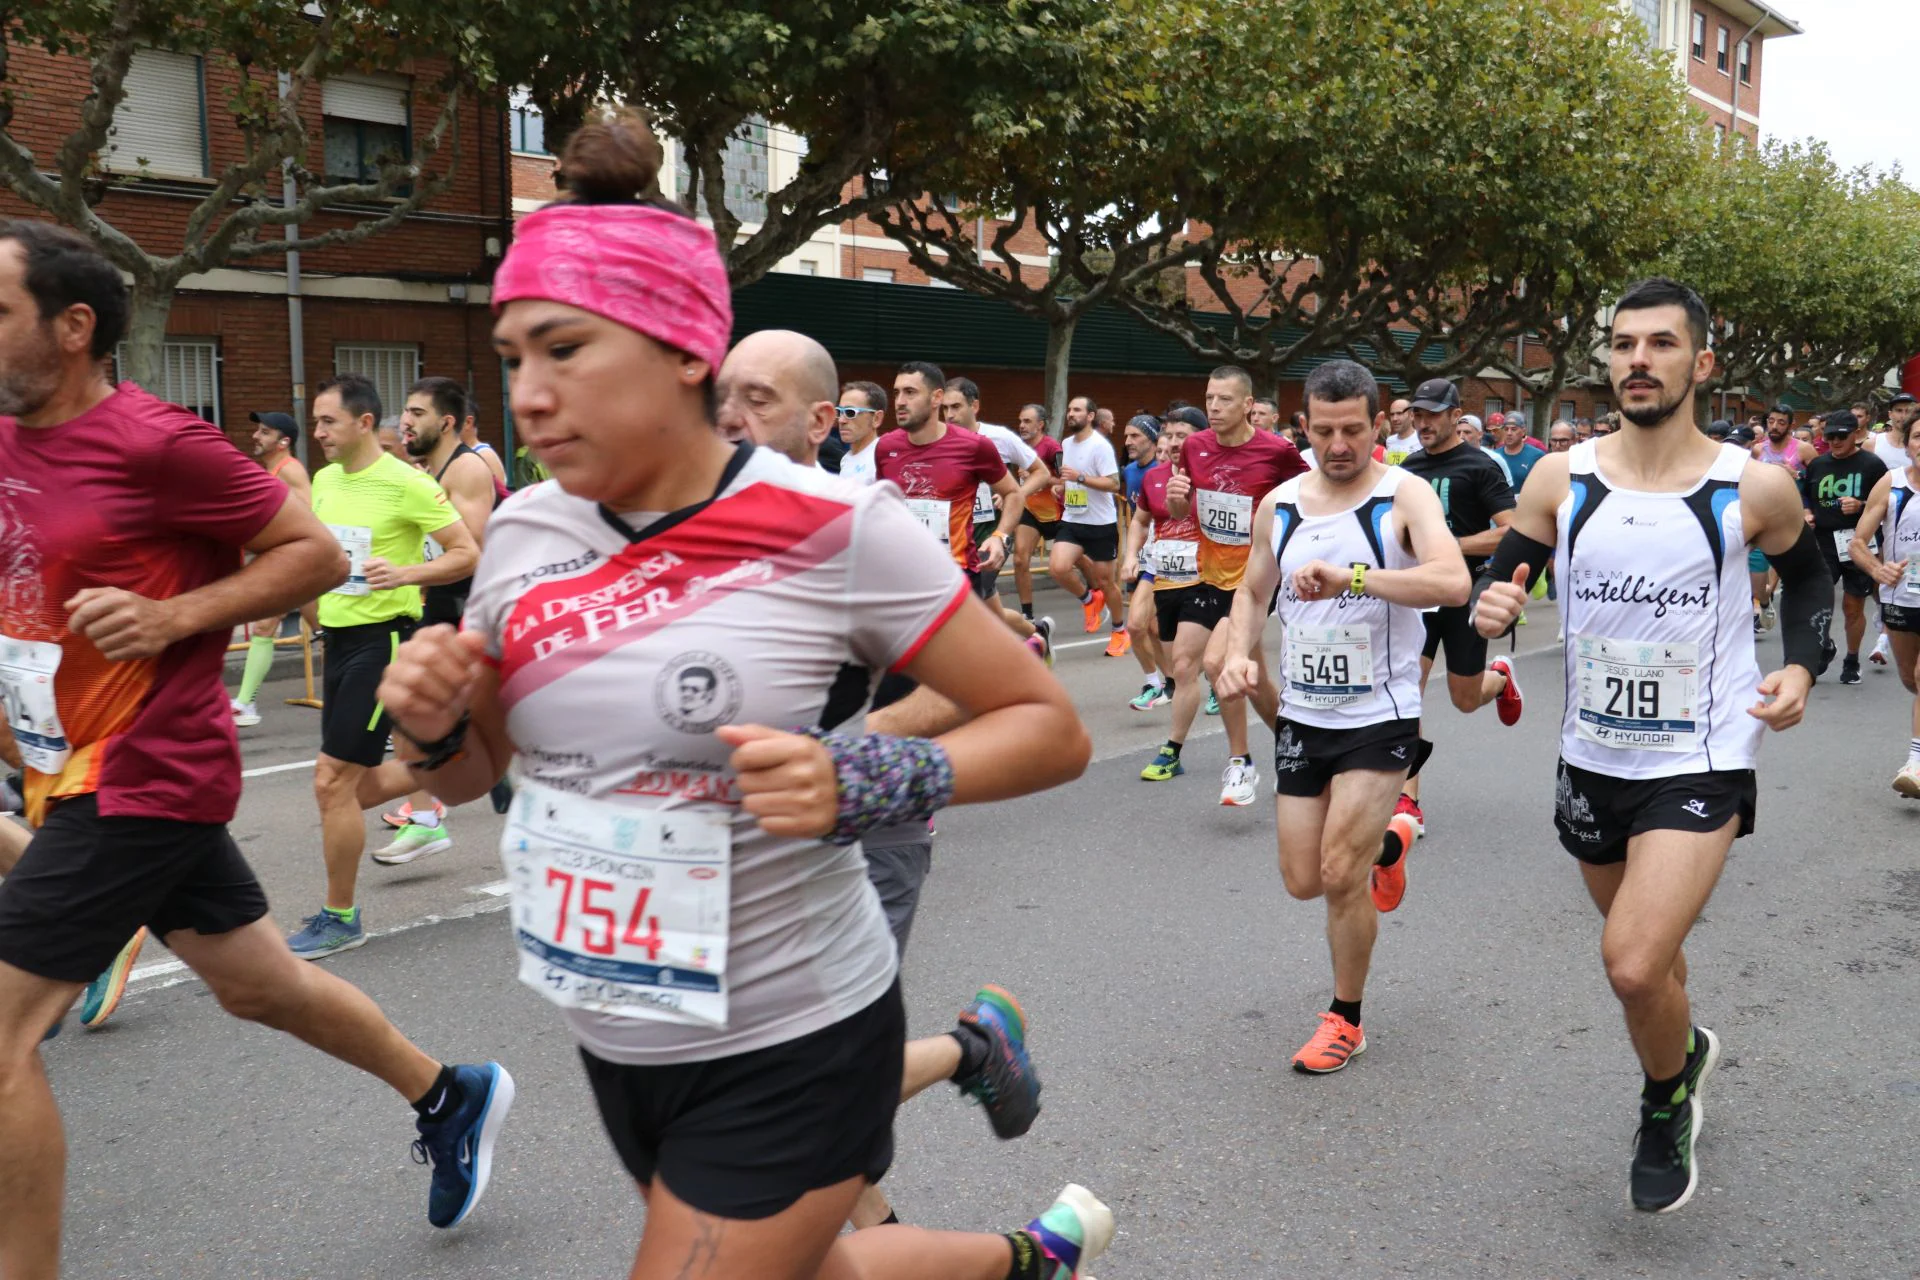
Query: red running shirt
874,426,1009,570
1179,429,1307,590
0,387,286,825
1025,435,1064,523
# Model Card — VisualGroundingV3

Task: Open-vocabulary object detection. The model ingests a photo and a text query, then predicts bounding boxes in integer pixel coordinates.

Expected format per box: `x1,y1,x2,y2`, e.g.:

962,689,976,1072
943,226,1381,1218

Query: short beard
405,426,439,458
0,327,63,418
1617,382,1692,428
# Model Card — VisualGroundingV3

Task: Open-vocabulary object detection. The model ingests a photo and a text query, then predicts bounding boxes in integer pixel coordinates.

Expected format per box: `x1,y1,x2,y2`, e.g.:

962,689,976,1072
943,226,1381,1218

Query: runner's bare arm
1456,509,1514,559
866,685,966,739
367,517,480,590
0,719,18,771
989,469,1027,544
1470,454,1567,637
1743,460,1825,726
445,453,496,543
65,491,345,662
1849,472,1900,583
282,459,313,508
1123,502,1154,581
1216,491,1283,702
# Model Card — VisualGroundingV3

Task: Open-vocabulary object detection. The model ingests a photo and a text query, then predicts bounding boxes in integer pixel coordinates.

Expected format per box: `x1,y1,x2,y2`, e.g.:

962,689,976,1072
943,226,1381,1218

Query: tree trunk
1042,311,1079,437
118,280,177,391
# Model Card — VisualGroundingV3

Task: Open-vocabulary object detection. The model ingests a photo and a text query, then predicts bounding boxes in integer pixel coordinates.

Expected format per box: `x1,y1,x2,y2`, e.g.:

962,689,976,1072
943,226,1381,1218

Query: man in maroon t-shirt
1166,365,1306,807
0,221,515,1264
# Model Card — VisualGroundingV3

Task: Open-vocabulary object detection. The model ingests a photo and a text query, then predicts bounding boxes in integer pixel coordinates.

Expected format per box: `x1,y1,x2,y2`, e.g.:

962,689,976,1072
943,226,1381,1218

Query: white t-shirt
841,441,878,488
1299,447,1316,470
972,423,1037,524
1382,431,1421,466
464,445,968,1064
1060,430,1119,525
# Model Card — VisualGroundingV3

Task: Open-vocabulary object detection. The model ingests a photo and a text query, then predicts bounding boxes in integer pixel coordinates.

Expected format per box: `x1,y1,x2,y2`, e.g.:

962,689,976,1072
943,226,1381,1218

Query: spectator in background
1573,418,1594,442
1592,412,1618,437
1548,422,1575,452
1249,395,1280,433
1497,411,1546,495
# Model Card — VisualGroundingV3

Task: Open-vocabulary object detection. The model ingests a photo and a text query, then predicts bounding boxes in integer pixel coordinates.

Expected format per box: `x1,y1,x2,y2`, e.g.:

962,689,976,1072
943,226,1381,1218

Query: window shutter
322,75,409,125
334,344,421,423
106,50,205,178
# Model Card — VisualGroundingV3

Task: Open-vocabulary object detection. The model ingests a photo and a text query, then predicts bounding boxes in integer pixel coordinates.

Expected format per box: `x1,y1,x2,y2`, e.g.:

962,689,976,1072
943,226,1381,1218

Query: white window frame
861,267,897,284
1738,39,1752,84
1690,11,1706,60
105,49,208,179
1483,396,1505,419
333,343,421,424
113,337,222,425
1715,26,1729,73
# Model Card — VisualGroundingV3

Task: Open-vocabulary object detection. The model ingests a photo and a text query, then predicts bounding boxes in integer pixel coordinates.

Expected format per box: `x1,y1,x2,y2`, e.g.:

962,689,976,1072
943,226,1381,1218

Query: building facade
2,43,513,460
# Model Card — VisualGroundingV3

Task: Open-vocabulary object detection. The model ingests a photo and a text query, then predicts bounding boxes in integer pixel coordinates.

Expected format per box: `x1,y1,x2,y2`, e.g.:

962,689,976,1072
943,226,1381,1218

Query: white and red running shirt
464,443,968,1063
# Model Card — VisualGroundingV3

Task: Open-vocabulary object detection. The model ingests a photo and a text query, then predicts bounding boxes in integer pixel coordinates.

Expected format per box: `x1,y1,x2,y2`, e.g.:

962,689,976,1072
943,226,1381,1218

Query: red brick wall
155,290,505,453
1684,3,1766,142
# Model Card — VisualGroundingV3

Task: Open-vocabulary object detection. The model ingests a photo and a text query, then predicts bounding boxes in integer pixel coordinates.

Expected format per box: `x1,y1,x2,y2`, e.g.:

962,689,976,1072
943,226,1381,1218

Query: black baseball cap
1408,378,1460,413
249,410,298,439
1706,419,1732,438
1726,425,1755,445
1822,410,1858,435
1890,392,1918,407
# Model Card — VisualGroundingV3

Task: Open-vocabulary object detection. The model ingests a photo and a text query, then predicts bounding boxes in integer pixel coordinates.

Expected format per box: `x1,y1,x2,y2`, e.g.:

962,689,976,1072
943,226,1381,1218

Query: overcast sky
1760,0,1918,178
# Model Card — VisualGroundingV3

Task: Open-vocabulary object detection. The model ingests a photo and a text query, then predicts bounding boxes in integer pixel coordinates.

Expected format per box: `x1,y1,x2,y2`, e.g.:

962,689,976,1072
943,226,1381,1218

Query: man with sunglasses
837,381,888,487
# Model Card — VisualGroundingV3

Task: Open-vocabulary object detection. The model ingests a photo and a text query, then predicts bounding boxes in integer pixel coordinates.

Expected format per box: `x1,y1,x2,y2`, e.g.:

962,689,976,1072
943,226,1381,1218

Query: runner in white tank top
1216,360,1468,1078
1849,436,1920,796
1471,279,1826,1215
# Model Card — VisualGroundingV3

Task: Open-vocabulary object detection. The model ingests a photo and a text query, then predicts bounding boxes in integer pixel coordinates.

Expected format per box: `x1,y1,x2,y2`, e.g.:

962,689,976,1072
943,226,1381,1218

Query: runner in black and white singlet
1216,360,1468,1077
374,111,1113,1280
1848,428,1920,797
1473,278,1829,1215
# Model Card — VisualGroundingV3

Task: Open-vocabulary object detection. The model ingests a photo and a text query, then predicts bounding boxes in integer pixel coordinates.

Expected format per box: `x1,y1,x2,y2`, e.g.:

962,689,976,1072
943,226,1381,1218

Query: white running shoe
373,822,453,866
230,699,261,728
1893,762,1920,800
1219,759,1259,807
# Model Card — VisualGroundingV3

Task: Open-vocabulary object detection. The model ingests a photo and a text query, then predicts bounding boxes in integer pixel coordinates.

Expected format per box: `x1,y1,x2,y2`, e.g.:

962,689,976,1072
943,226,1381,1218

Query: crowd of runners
2,106,1918,1278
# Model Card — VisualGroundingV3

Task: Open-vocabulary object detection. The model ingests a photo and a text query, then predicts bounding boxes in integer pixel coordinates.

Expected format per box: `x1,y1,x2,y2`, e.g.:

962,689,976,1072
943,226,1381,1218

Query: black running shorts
1819,542,1876,599
1883,603,1920,634
320,619,411,767
1183,582,1235,633
0,794,268,983
1552,758,1756,866
1421,604,1491,677
1053,520,1119,562
579,979,905,1219
1018,510,1059,540
1271,716,1430,797
1154,585,1218,643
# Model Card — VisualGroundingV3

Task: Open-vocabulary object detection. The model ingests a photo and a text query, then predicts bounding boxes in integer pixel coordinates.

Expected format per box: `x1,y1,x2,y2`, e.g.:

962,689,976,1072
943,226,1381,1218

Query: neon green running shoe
1140,745,1185,781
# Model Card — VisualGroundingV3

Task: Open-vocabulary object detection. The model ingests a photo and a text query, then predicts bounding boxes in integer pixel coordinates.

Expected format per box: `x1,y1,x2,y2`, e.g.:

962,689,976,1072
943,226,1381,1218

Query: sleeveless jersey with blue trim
1270,467,1424,729
1879,468,1920,608
1555,440,1763,778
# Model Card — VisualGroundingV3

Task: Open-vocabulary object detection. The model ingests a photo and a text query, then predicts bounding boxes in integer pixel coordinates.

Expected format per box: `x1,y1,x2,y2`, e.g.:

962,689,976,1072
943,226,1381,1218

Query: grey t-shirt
465,447,968,1064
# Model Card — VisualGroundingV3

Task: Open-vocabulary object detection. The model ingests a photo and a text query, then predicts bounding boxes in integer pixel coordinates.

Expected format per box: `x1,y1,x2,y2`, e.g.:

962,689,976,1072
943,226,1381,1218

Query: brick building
2,42,514,460
1627,0,1800,145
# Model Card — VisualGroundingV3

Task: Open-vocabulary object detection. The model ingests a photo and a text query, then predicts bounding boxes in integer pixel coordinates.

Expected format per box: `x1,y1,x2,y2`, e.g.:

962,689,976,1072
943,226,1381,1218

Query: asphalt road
40,587,1920,1279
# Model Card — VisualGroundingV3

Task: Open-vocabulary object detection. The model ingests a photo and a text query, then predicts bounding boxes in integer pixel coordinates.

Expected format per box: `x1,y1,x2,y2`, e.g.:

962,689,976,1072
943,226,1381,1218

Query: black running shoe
1840,655,1862,685
1630,1083,1701,1212
955,985,1042,1139
1681,1025,1721,1136
489,777,515,815
1817,639,1838,679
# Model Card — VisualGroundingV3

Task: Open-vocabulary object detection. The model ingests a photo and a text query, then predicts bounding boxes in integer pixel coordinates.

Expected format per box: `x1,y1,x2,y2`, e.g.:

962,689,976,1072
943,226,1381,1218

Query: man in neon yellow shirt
290,373,478,959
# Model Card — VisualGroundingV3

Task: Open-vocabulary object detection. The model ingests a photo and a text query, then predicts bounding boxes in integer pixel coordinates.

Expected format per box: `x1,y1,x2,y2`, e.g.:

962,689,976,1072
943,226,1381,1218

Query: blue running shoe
79,926,146,1028
1018,1184,1116,1278
956,985,1041,1139
286,908,366,960
413,1062,516,1228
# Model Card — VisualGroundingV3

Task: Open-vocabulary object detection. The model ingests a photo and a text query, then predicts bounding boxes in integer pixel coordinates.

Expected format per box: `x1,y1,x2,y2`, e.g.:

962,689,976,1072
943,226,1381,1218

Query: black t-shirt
1801,449,1888,531
1397,442,1516,571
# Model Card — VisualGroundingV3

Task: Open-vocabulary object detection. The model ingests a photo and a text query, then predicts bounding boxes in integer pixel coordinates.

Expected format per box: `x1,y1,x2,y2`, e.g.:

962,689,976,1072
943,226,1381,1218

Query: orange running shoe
1104,629,1132,657
1081,590,1106,633
1292,1010,1366,1074
1369,814,1417,913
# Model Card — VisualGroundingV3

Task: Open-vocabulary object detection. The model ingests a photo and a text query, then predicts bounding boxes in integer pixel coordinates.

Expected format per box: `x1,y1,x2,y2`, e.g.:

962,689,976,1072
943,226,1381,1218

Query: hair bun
557,107,664,204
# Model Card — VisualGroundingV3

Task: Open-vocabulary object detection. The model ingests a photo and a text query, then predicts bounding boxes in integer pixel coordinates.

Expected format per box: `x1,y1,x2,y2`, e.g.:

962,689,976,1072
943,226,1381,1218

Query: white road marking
469,879,513,897
129,958,188,982
241,758,316,778
1052,636,1116,651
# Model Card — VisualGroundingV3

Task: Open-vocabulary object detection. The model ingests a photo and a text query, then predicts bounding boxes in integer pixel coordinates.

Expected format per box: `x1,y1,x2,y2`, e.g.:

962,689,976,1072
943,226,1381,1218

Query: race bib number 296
1196,489,1253,546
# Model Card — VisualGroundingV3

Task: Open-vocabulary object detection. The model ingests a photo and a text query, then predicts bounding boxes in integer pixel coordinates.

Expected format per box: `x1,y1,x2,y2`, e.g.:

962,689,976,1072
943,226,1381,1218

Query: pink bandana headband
492,203,733,372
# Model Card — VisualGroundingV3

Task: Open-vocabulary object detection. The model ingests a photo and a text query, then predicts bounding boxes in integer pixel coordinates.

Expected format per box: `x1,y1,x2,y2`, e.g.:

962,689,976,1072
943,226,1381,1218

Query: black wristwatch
400,713,470,771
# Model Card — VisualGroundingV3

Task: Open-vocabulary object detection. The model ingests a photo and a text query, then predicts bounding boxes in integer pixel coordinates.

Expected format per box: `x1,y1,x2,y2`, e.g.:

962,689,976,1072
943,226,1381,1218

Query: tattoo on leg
674,1212,726,1279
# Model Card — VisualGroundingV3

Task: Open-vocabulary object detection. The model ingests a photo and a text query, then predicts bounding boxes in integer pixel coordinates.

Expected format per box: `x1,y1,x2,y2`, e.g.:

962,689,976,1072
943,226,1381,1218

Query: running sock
321,905,358,925
1020,603,1034,619
1163,739,1183,758
1004,1231,1051,1280
1146,672,1165,690
236,635,275,705
1377,827,1406,868
412,1063,466,1121
1908,738,1920,767
1643,1066,1686,1106
1329,997,1362,1027
1076,589,1094,605
409,808,443,830
949,1021,993,1083
881,1211,901,1226
1229,754,1250,767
